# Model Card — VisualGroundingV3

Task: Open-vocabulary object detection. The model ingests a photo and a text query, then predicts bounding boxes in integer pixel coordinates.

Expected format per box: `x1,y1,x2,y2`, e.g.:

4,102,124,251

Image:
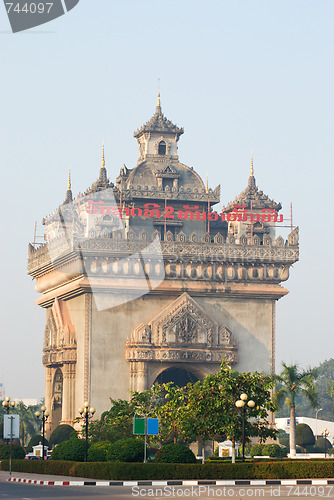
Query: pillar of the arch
131,362,148,392
44,367,52,437
61,364,76,425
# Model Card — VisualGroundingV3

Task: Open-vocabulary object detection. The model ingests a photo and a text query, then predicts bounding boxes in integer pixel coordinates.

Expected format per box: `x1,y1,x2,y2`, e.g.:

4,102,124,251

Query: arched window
53,368,63,407
158,141,166,155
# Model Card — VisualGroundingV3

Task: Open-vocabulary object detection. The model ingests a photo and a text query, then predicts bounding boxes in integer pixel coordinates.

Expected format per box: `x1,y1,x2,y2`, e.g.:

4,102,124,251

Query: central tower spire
133,93,184,163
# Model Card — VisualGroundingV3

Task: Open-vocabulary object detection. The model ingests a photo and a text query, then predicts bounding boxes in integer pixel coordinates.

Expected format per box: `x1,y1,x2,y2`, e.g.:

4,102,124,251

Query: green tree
140,383,193,445
185,362,277,462
274,363,318,456
275,359,334,422
328,381,334,415
0,400,42,446
91,364,277,462
88,399,136,443
295,423,315,452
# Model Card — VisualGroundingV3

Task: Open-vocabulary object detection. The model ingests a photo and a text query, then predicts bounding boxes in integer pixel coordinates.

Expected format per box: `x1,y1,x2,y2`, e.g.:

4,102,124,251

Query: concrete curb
7,478,334,487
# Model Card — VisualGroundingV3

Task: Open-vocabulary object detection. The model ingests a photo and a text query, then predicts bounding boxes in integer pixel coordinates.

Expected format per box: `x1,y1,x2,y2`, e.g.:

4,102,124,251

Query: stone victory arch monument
28,96,299,432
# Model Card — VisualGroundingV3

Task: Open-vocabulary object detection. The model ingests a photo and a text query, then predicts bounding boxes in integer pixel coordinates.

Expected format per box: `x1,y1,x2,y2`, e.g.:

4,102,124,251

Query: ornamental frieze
125,348,238,364
42,350,77,367
28,228,299,276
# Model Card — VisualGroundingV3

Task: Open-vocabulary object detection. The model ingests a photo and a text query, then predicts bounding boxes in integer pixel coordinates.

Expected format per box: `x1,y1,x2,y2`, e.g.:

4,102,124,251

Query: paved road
1,472,334,499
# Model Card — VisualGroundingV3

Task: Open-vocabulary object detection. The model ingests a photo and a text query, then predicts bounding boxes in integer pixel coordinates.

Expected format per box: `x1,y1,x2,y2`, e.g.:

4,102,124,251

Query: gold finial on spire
157,78,161,107
68,168,71,190
250,150,254,176
206,173,209,193
102,141,105,168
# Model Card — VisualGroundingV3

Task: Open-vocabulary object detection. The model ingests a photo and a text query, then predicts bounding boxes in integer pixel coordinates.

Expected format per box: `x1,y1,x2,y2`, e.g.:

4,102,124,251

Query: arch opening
52,368,63,425
154,367,199,387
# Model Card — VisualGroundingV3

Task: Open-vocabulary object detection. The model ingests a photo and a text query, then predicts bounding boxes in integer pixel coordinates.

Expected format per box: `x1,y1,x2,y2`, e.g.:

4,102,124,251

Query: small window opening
158,141,166,155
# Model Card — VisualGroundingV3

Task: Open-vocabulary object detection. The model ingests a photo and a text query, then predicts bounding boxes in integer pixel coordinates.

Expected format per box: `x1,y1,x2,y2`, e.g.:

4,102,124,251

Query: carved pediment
151,293,217,347
126,293,238,365
155,164,180,179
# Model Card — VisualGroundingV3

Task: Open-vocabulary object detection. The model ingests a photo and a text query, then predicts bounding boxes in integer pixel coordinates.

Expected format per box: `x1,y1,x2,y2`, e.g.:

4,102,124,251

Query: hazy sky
0,0,333,400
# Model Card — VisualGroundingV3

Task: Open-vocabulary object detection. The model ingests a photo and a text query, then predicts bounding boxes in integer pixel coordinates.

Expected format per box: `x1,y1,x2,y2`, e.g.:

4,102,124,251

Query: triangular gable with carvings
126,293,238,365
150,292,217,347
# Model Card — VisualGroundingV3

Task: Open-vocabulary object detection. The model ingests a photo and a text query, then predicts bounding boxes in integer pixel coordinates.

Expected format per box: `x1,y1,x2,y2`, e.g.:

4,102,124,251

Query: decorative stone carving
176,231,186,242
275,236,284,247
287,227,299,246
214,233,224,244
43,300,77,368
126,293,238,368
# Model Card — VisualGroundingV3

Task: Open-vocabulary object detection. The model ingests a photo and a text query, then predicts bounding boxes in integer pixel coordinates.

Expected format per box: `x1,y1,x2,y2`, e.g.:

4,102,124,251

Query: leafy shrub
154,444,197,463
262,443,288,458
0,443,25,459
250,444,264,457
51,438,87,462
26,435,49,453
87,441,111,462
238,445,250,457
107,438,144,462
213,446,219,457
49,425,76,447
279,438,289,450
315,437,332,451
327,448,334,455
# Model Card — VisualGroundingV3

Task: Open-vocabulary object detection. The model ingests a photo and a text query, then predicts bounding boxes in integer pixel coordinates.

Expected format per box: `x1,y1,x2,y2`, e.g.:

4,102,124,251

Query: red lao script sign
86,201,284,223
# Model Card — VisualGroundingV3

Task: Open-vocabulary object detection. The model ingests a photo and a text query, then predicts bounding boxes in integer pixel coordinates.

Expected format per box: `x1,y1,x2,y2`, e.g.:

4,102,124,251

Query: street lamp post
2,397,15,414
235,393,255,462
2,397,16,444
35,406,50,460
321,428,329,458
78,402,96,462
315,408,323,440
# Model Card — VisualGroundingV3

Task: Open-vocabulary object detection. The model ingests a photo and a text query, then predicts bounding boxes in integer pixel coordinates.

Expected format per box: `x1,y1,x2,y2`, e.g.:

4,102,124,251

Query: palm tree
14,401,41,447
274,363,318,456
328,382,334,415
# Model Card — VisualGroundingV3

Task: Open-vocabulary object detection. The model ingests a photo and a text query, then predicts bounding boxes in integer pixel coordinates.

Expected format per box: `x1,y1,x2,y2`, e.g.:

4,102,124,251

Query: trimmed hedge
2,459,334,480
